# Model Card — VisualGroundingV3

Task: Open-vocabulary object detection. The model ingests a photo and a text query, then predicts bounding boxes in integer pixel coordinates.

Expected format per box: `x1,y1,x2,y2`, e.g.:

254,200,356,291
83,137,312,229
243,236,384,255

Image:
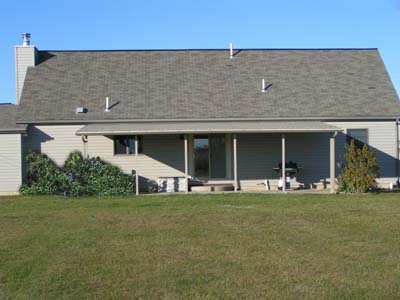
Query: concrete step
191,185,234,192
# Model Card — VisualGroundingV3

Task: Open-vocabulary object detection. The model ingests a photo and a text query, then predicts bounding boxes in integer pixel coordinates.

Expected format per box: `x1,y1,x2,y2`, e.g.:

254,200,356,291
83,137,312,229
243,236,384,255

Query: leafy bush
338,140,380,193
147,180,158,193
20,151,70,195
21,151,133,196
64,152,133,196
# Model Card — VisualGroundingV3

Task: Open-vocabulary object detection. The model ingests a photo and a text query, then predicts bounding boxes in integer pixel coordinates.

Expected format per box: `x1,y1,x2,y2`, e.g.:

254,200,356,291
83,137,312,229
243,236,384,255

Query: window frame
113,135,143,156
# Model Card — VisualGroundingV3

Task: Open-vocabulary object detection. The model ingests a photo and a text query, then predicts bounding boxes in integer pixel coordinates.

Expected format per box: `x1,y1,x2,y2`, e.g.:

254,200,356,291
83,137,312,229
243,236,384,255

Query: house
0,33,400,194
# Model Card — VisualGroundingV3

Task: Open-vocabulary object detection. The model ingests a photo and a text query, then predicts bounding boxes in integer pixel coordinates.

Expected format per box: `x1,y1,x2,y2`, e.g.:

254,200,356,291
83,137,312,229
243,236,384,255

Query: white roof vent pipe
230,43,234,59
105,97,110,112
22,33,31,46
261,79,266,93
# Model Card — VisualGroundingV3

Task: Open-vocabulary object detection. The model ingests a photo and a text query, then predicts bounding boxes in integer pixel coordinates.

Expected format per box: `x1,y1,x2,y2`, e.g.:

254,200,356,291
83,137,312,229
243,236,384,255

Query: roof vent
105,97,110,112
230,43,234,59
22,33,31,46
76,107,88,114
261,79,266,93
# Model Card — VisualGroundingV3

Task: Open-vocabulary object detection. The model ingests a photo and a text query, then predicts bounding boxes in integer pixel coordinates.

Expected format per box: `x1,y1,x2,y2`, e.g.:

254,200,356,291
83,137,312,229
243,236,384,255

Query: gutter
0,128,27,134
75,128,342,136
15,116,400,125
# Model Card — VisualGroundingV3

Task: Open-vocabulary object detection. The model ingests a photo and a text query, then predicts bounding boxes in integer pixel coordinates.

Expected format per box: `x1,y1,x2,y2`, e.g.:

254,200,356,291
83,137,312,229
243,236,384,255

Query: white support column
233,134,238,191
184,134,189,193
282,134,286,192
134,136,139,195
135,171,139,196
135,135,138,156
82,135,88,158
330,132,337,194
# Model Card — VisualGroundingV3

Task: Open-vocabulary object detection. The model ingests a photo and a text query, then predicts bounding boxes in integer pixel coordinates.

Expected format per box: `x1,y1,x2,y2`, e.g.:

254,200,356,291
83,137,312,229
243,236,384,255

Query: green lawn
1,193,400,300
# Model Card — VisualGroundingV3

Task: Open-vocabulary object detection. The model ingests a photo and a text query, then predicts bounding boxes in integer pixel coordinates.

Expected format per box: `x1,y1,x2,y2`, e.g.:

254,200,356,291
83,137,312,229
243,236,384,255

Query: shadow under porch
76,121,341,194
235,132,335,191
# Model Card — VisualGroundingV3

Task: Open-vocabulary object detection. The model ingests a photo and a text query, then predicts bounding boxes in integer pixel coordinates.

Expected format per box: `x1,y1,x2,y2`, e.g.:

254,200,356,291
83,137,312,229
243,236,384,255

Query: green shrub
147,180,158,193
21,151,133,196
338,140,380,193
20,151,70,195
63,152,133,196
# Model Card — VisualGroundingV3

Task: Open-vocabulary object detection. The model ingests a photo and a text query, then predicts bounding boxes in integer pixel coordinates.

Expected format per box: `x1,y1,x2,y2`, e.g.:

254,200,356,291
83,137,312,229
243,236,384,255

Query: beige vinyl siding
15,46,36,104
26,125,84,166
0,134,22,193
23,121,398,190
25,126,185,190
21,134,28,179
87,134,185,188
328,121,398,185
286,132,331,184
237,133,281,186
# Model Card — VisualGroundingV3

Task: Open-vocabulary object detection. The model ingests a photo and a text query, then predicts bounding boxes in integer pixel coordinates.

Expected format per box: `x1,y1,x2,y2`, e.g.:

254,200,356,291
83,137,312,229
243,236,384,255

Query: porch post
233,134,238,191
330,131,337,193
82,135,88,158
184,134,189,193
134,136,139,195
135,171,139,196
135,135,138,156
282,134,286,192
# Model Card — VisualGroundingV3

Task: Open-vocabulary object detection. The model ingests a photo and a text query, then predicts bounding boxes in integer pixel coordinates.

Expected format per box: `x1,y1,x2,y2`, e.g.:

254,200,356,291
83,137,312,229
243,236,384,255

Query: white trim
21,116,400,125
134,135,138,157
77,128,342,136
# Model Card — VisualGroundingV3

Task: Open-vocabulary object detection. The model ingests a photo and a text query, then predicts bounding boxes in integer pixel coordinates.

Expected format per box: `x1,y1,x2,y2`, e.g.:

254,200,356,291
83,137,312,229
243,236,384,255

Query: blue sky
1,0,400,103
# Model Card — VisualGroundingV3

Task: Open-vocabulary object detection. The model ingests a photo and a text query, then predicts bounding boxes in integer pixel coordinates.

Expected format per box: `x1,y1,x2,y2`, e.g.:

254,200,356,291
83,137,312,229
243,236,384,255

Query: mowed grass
1,194,400,300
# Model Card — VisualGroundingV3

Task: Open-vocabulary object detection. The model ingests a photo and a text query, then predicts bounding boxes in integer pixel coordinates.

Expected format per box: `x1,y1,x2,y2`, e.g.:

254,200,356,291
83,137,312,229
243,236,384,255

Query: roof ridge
40,48,379,53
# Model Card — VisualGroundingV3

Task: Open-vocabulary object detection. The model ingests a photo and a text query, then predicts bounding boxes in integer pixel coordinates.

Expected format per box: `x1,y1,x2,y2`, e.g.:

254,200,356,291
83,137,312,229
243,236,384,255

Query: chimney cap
22,33,31,46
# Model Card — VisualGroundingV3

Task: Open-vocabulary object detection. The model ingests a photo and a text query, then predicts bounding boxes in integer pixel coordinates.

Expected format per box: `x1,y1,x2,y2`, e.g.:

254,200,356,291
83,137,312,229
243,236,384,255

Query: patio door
194,135,226,180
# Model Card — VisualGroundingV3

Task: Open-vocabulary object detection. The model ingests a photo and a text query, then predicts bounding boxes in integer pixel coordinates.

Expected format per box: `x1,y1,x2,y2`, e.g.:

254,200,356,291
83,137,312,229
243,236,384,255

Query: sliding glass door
194,136,209,179
194,135,226,179
209,135,226,178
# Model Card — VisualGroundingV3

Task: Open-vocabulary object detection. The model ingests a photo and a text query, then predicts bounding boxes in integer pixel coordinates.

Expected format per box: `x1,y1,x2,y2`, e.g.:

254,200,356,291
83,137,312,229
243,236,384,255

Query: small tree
338,140,379,193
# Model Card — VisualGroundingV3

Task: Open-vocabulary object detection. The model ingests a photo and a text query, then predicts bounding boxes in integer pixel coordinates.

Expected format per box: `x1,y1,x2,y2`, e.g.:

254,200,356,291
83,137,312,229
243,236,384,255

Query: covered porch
76,121,341,194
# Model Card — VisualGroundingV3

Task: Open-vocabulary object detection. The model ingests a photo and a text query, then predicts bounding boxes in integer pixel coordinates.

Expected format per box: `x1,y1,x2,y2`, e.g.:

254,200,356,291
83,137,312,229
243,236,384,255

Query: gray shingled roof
76,121,341,135
0,104,27,133
17,49,400,123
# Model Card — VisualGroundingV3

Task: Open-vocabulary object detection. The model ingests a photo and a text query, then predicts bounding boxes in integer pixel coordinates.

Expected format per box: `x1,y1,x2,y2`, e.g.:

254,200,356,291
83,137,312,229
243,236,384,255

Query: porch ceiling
76,121,342,136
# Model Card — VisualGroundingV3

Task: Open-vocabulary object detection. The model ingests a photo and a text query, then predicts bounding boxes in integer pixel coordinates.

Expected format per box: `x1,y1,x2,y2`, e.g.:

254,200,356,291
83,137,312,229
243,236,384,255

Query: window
114,136,143,155
346,129,368,148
